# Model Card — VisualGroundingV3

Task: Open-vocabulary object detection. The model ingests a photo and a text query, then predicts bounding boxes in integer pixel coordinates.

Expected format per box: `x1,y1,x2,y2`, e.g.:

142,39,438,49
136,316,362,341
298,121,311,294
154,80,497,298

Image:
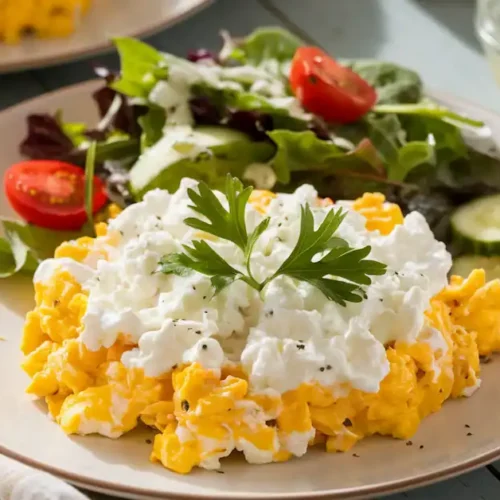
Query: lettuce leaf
267,128,440,186
111,38,168,98
343,59,423,105
220,27,303,65
191,83,311,131
0,220,91,278
138,106,166,150
268,130,385,185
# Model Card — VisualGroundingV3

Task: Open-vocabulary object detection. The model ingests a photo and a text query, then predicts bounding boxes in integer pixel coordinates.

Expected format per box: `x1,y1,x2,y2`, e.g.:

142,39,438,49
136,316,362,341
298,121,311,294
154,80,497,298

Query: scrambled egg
0,0,91,44
21,191,500,474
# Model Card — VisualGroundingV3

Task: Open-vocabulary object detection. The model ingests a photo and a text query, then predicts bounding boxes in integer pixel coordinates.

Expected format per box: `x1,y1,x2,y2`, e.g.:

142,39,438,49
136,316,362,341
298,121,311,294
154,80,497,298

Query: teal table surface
2,1,500,498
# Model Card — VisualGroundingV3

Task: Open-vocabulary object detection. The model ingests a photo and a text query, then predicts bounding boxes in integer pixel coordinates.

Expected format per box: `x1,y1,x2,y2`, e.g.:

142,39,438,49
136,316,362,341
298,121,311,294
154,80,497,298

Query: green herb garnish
159,176,386,305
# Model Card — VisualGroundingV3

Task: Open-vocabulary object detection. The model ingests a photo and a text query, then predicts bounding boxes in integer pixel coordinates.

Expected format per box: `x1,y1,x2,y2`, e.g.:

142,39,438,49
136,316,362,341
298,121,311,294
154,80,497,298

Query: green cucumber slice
451,194,500,255
451,255,500,281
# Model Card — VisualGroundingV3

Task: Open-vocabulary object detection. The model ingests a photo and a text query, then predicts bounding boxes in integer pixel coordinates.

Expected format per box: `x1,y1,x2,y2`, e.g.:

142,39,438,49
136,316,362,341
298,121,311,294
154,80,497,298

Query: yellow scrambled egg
0,0,91,44
21,191,500,474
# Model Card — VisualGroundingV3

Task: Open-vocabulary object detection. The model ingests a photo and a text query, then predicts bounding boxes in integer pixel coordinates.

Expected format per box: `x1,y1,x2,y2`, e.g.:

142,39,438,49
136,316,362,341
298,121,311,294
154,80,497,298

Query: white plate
0,0,213,73
1,81,500,500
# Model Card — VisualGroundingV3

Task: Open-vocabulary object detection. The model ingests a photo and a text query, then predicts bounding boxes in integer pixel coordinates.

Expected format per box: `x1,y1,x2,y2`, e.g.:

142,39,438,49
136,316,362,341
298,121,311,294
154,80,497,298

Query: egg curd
21,180,500,474
0,0,91,44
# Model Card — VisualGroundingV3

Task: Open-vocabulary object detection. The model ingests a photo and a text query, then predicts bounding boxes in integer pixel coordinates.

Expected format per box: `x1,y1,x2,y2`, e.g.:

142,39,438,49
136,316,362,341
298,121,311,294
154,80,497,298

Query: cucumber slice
451,194,500,255
451,255,500,281
129,125,274,198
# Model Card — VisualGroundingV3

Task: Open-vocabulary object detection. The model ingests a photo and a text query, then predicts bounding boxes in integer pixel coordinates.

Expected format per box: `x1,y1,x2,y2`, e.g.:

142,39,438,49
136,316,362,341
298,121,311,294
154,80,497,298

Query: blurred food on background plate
0,0,91,44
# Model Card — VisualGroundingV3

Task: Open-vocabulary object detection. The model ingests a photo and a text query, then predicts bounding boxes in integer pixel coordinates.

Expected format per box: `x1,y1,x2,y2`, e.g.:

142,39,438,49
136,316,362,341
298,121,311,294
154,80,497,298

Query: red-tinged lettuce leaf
92,67,148,138
20,114,76,161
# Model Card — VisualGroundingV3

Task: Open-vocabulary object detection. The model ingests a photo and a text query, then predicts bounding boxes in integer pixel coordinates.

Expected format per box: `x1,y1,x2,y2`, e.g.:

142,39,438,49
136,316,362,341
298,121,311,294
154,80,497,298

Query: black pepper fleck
406,441,413,446
216,470,225,474
467,432,473,436
267,419,277,427
296,343,305,350
53,299,60,307
172,364,178,370
181,400,190,411
352,453,360,458
343,418,352,427
192,285,196,291
145,439,152,444
202,344,208,350
203,296,207,300
465,424,470,428
309,75,318,84
419,445,424,449
326,365,332,370
195,330,202,335
278,223,282,227
379,298,383,302
319,367,325,372
119,230,124,236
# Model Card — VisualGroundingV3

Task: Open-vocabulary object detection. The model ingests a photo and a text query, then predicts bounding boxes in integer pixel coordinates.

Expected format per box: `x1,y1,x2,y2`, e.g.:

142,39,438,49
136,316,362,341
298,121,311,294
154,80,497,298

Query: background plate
1,81,500,500
0,0,212,73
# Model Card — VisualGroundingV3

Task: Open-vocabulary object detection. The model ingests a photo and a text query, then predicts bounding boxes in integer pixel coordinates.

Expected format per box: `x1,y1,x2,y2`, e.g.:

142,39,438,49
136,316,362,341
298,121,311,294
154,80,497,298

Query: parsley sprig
159,176,386,305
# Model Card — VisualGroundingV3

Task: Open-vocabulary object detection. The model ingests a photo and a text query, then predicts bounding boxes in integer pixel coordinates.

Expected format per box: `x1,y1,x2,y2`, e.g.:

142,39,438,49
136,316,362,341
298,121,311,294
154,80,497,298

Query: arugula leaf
159,177,386,304
85,142,97,229
220,27,303,65
111,38,168,98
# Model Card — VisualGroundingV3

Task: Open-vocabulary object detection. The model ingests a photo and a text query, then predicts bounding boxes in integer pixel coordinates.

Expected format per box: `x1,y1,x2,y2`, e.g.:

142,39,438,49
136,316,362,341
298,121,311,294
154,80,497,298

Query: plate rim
0,0,214,74
1,80,500,500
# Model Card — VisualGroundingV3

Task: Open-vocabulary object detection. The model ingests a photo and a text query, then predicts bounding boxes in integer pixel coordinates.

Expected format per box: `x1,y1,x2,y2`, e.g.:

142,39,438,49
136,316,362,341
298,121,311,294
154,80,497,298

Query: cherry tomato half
289,46,377,123
4,160,107,230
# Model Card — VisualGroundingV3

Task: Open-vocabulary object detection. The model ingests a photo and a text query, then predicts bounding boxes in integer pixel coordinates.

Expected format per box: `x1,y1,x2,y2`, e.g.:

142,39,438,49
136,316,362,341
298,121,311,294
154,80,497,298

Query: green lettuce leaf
343,59,423,105
267,130,385,185
139,106,166,150
111,38,168,98
0,220,91,278
220,27,303,65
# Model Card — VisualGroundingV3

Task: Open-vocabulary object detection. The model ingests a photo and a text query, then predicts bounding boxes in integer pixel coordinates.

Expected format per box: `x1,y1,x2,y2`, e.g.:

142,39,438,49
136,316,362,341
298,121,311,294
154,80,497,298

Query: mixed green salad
3,26,500,279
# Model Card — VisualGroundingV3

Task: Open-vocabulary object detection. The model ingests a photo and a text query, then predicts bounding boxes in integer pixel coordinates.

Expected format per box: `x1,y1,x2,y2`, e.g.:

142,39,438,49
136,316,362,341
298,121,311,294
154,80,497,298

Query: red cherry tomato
4,160,107,230
289,46,377,123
